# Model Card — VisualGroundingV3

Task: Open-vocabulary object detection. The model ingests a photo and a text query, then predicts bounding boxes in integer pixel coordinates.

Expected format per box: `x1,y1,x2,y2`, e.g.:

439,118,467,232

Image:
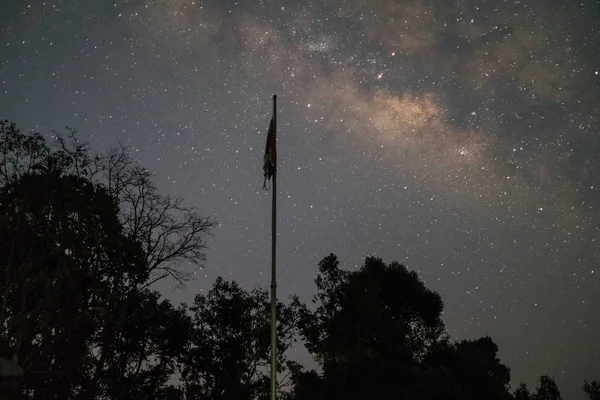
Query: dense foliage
0,121,596,399
0,121,215,399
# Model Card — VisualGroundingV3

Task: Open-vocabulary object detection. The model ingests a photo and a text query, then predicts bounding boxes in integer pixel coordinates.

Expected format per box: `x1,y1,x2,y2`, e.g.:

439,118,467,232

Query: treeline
0,121,598,399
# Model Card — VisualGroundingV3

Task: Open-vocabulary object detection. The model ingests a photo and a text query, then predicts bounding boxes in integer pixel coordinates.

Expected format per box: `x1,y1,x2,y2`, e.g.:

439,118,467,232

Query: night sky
1,0,599,398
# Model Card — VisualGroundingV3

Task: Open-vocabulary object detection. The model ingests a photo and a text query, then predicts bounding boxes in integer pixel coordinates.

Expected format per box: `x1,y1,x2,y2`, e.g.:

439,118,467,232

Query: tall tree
0,166,145,399
290,253,514,400
0,121,215,399
293,254,446,399
179,277,300,400
52,127,216,287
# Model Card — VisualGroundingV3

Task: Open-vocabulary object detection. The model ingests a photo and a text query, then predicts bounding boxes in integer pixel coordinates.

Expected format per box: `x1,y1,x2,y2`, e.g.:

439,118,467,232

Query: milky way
1,0,599,398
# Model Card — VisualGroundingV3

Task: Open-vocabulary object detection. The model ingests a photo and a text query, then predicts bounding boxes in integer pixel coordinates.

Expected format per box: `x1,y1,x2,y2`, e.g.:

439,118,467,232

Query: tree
0,166,146,399
0,121,215,399
179,278,301,399
533,375,562,400
584,380,600,400
514,383,532,400
179,277,300,400
293,254,446,399
419,337,512,400
289,253,515,400
51,126,216,288
96,289,191,400
0,120,216,289
286,369,325,400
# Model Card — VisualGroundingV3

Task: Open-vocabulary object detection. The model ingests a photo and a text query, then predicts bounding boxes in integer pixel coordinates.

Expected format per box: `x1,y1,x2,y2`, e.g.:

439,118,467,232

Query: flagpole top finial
273,94,277,100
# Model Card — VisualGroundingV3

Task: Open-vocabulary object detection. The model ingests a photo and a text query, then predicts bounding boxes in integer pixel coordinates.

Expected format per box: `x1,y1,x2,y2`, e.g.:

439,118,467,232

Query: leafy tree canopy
179,277,300,400
0,121,215,399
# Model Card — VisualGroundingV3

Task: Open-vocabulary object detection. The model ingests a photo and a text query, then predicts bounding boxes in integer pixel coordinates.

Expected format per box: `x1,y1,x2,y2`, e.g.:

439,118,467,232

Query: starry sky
1,0,599,398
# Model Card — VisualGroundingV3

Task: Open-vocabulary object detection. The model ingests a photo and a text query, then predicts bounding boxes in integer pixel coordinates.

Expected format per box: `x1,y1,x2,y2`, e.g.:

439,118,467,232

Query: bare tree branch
87,144,216,287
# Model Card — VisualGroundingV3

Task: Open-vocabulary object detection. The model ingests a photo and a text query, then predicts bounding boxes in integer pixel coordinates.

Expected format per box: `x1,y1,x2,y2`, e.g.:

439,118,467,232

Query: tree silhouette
537,375,563,400
297,254,445,362
52,127,216,287
584,380,600,400
514,383,533,400
179,277,300,399
292,254,446,399
0,169,145,399
527,375,562,400
0,121,215,398
0,120,585,400
419,337,511,400
95,289,191,399
289,253,515,400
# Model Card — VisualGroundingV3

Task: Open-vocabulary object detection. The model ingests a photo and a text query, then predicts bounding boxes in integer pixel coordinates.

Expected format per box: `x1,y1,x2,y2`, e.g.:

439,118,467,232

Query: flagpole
270,94,277,400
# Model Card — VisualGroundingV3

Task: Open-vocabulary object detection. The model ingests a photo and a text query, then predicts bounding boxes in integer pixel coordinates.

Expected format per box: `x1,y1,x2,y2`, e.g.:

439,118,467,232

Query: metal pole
270,94,277,400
